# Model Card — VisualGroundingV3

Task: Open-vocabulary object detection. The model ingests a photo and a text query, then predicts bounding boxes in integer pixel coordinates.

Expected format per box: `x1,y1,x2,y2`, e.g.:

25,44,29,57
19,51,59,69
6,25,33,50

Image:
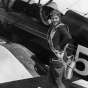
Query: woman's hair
50,9,61,18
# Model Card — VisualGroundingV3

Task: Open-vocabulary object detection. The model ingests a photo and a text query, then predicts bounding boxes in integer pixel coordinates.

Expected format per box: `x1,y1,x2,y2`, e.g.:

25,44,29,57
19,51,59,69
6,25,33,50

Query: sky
22,0,88,18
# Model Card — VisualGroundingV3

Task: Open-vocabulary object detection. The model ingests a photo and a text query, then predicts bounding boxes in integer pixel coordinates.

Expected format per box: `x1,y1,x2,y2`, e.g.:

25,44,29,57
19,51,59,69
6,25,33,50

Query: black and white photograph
0,0,88,88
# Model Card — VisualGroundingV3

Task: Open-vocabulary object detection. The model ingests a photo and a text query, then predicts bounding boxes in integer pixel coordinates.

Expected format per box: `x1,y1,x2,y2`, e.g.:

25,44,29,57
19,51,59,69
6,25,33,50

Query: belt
52,58,61,62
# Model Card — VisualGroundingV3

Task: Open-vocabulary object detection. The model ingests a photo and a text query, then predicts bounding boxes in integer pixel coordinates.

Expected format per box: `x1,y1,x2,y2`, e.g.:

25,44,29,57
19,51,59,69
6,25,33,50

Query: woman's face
51,15,60,26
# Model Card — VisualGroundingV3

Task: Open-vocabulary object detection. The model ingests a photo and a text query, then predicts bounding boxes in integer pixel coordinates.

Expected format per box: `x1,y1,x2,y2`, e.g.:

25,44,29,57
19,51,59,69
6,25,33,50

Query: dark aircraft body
1,0,88,87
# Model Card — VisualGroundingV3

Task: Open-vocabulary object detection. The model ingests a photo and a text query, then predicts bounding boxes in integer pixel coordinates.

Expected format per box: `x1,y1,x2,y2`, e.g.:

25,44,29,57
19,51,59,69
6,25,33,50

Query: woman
47,9,72,88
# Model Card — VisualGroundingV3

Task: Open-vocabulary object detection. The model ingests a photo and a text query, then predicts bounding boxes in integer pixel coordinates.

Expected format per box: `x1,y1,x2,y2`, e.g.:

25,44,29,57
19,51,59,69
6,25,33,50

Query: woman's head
50,9,61,25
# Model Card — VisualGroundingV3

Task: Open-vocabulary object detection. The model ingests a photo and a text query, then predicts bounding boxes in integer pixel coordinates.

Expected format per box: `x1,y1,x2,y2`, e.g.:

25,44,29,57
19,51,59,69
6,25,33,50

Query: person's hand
58,52,64,59
54,51,64,60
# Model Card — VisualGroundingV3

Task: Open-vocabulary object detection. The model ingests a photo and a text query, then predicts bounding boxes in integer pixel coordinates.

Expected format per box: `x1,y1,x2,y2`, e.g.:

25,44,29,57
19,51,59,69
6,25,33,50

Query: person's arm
58,25,72,51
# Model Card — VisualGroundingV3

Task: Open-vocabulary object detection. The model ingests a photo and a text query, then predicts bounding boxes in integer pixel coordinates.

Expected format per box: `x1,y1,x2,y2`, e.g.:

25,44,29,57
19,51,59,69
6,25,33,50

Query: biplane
0,0,88,88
